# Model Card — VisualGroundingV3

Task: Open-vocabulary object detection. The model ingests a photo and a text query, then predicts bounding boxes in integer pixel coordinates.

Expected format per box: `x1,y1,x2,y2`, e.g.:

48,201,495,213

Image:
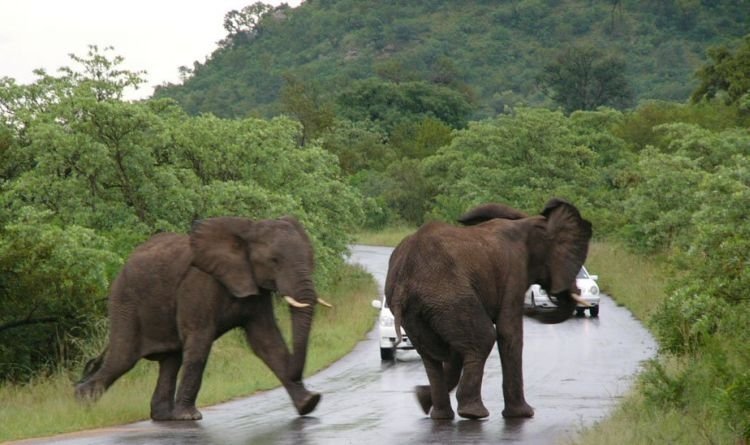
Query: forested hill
153,0,749,118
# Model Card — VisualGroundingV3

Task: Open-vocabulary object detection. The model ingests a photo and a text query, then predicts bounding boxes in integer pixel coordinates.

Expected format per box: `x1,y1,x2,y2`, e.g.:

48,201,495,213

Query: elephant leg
172,337,212,420
415,352,461,417
442,304,493,420
75,342,139,401
420,355,454,419
444,351,463,392
245,298,320,415
150,352,181,420
496,318,534,418
454,336,493,419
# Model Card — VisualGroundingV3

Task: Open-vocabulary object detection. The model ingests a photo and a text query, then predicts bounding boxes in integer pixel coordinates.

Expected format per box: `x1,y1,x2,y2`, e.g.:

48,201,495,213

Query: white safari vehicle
371,296,414,360
524,266,601,317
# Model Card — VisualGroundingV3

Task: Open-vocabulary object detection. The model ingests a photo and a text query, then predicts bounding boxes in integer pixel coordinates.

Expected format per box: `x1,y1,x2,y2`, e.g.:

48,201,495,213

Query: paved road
18,245,656,445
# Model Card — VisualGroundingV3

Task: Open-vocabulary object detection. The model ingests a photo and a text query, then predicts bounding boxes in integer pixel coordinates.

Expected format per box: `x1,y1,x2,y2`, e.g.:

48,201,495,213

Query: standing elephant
385,198,592,420
75,216,330,420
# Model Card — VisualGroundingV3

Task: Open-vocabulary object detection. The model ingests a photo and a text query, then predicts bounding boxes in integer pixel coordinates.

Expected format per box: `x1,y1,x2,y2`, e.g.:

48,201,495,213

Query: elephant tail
76,347,107,385
392,303,404,347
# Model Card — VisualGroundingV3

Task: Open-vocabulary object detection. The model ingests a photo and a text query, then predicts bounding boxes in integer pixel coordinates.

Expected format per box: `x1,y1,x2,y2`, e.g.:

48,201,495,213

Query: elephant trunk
288,289,315,382
537,290,577,324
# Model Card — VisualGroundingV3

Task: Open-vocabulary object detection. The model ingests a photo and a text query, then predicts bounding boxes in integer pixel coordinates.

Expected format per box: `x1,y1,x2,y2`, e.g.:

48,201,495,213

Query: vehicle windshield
577,267,589,279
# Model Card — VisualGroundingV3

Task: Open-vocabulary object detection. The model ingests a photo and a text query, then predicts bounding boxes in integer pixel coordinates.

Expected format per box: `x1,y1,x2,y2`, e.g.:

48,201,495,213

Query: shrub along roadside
0,264,377,443
577,242,750,445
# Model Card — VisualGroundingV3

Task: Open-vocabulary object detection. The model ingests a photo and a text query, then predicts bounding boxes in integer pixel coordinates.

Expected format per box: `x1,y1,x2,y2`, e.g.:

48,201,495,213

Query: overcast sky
0,1,303,100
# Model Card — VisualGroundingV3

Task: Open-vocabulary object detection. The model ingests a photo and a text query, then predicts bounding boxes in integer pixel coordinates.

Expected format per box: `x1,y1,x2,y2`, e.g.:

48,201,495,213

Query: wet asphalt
17,245,657,445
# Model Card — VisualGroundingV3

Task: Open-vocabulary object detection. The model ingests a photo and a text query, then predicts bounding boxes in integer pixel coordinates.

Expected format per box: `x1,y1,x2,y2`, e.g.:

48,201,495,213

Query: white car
371,296,414,360
524,266,600,317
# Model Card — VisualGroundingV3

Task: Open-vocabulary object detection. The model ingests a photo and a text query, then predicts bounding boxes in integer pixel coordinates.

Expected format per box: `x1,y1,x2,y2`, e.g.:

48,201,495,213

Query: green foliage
618,149,704,252
423,108,600,221
336,78,472,132
650,288,726,355
279,73,336,145
538,45,634,113
389,117,454,160
613,100,749,151
685,160,750,302
0,212,120,380
154,1,750,118
627,112,750,441
0,48,364,380
321,119,391,174
692,34,750,105
640,303,750,442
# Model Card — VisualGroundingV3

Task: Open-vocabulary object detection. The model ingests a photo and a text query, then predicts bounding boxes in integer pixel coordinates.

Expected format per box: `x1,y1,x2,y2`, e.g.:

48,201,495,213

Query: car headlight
589,286,599,295
380,316,394,327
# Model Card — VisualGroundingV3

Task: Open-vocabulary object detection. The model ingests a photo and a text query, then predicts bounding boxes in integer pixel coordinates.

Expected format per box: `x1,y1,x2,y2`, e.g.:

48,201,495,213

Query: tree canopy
0,47,364,380
155,1,750,118
537,45,635,113
692,34,750,107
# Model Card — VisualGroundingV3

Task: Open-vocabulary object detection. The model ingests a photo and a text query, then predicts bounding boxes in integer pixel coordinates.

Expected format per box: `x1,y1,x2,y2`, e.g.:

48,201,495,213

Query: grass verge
585,241,667,322
0,264,378,443
353,225,414,247
574,242,744,445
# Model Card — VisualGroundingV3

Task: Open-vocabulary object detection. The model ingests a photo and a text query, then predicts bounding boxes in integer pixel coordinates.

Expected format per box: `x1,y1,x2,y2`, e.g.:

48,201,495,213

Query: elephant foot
74,381,104,402
501,402,534,418
294,391,321,416
458,401,489,420
150,403,175,421
415,385,432,415
169,404,203,421
430,407,455,420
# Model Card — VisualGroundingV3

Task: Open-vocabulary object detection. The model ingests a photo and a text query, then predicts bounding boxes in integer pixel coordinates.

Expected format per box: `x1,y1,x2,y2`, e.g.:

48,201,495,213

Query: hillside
154,0,749,118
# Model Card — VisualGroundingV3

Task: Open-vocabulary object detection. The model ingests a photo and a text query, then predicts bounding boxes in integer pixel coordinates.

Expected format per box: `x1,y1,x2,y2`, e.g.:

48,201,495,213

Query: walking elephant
385,198,592,420
75,216,330,420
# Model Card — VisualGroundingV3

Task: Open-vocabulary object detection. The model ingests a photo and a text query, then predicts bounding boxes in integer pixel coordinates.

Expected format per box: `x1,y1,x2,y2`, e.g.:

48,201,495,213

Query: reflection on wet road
19,245,656,445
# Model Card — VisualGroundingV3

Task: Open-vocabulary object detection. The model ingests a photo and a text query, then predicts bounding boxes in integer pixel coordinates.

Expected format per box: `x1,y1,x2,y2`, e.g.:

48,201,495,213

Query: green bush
0,215,120,380
650,285,727,355
0,48,364,380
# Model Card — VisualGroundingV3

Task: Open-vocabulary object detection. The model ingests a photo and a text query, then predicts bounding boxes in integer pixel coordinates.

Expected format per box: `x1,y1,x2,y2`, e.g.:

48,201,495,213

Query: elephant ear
458,203,528,226
190,217,259,298
279,215,312,242
542,198,593,294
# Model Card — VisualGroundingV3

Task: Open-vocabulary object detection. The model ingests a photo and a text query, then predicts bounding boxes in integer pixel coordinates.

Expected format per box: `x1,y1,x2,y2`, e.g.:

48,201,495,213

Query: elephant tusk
284,296,311,308
317,298,333,308
570,292,591,307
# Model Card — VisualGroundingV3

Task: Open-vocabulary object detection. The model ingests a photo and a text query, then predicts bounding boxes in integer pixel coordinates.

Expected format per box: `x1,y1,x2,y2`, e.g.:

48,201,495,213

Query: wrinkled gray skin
75,216,322,420
385,199,592,420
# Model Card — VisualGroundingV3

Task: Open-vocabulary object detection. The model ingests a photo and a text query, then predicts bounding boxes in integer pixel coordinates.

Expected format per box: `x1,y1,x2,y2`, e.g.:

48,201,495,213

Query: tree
389,117,454,160
280,74,335,146
222,2,274,42
336,78,472,132
691,34,750,106
422,108,599,221
321,119,390,174
538,46,634,113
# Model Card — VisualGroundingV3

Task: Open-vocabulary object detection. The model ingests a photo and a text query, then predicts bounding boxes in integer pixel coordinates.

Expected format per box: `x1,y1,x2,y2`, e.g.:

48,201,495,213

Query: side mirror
371,299,383,310
590,275,599,281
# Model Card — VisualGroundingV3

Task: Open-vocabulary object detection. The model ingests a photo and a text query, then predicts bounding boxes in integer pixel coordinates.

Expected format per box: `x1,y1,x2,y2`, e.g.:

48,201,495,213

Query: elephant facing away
385,198,592,420
75,216,329,420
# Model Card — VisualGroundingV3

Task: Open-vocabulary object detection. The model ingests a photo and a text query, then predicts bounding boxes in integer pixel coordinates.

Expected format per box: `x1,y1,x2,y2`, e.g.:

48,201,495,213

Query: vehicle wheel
589,306,599,317
575,308,586,317
380,347,395,361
